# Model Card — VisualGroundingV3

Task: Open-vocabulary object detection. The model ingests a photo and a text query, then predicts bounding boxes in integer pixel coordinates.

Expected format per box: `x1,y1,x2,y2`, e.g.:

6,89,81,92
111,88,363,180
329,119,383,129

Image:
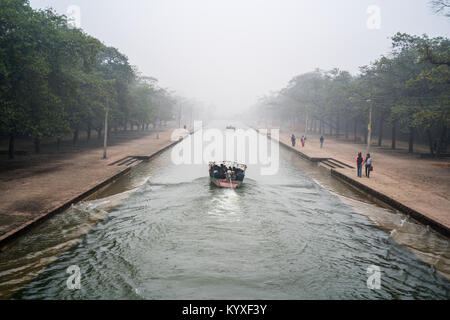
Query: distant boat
226,125,236,130
209,161,247,189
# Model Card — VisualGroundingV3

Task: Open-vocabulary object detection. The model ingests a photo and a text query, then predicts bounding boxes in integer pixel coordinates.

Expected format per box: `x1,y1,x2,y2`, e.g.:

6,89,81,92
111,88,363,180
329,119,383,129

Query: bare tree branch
430,0,450,17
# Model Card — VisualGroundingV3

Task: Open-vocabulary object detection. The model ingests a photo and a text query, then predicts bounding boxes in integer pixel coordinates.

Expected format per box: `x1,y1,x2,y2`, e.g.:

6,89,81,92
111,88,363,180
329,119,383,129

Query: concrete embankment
0,129,191,249
254,127,450,237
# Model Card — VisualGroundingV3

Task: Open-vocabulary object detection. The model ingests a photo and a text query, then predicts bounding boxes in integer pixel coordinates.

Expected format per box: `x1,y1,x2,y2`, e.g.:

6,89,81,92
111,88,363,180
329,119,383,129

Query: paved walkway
0,128,181,244
278,130,450,233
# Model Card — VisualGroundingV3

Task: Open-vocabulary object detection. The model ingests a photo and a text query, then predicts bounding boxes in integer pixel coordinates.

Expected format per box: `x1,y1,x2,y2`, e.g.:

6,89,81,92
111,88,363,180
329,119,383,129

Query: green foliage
257,32,449,153
0,0,186,156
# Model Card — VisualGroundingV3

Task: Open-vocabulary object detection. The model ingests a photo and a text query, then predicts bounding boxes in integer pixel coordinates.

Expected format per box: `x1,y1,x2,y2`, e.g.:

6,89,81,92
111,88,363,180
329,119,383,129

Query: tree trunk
408,127,414,153
56,137,61,152
87,124,91,142
345,118,349,139
378,117,383,147
103,108,109,159
437,125,447,156
34,137,40,154
336,114,340,138
97,128,102,140
73,128,79,146
354,118,358,143
391,120,397,149
8,134,15,159
426,129,435,156
364,124,368,145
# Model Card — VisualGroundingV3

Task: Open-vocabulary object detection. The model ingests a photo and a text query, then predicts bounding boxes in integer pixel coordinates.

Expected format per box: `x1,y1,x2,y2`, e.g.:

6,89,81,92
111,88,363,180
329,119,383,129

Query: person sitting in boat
230,167,236,180
226,168,232,180
235,170,245,181
209,164,218,178
220,164,227,179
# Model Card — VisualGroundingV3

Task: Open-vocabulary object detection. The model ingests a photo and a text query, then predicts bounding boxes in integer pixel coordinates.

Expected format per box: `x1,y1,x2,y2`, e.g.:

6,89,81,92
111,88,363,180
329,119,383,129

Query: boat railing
208,161,247,170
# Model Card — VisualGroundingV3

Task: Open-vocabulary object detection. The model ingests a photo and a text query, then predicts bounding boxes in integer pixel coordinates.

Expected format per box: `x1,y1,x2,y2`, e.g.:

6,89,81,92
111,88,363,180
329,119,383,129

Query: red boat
209,161,247,189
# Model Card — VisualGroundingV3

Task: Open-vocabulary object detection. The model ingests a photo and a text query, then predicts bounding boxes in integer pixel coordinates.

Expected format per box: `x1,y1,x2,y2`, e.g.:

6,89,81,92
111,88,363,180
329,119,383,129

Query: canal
0,125,449,299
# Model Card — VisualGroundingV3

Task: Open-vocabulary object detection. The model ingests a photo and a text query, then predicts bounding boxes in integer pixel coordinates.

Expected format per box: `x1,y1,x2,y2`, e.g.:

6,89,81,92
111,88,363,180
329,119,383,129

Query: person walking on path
291,134,296,147
356,152,364,178
301,136,305,147
365,153,373,178
320,136,324,148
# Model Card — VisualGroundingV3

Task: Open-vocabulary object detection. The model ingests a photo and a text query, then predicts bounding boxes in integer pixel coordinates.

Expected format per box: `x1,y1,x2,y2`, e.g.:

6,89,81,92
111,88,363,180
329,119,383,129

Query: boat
226,125,236,130
209,161,247,189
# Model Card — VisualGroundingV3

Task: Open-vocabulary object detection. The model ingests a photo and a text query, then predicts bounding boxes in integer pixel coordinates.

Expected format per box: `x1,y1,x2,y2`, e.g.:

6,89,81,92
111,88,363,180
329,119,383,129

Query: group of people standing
356,152,373,178
291,134,307,148
209,163,245,181
291,133,325,149
290,132,373,178
290,133,374,178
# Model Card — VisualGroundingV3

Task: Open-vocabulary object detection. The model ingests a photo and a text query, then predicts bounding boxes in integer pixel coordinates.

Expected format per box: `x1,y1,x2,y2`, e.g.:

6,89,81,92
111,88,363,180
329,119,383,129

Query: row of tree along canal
253,33,449,156
0,1,202,159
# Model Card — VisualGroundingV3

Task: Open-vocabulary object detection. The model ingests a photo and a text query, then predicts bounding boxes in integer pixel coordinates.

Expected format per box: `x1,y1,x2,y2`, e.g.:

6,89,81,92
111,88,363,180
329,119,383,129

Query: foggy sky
30,0,450,114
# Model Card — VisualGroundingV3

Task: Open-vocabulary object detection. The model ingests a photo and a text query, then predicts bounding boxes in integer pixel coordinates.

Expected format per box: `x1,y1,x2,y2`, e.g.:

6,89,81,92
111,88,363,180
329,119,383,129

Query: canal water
0,125,449,299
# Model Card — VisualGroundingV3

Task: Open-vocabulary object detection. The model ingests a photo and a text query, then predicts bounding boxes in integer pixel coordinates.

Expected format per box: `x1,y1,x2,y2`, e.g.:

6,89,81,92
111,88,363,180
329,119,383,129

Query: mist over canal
1,124,449,299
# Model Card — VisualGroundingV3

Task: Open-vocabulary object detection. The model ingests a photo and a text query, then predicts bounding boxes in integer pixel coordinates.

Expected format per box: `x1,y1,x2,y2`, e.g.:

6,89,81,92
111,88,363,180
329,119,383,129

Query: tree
0,0,184,160
392,33,450,155
256,32,449,157
96,46,135,132
430,0,450,17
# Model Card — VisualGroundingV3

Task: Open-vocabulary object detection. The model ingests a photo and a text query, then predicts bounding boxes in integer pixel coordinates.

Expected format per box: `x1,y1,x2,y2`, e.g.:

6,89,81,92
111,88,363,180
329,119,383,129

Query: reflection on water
0,125,449,299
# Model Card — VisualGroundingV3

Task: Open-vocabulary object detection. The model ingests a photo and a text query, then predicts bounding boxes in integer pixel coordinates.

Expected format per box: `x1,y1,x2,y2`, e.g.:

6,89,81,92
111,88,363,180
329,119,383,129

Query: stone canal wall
0,129,192,249
255,127,450,237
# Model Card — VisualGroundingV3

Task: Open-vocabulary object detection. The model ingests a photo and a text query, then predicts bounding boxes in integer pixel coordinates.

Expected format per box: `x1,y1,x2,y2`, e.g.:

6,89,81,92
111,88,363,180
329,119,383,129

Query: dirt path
278,130,450,232
0,128,180,242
